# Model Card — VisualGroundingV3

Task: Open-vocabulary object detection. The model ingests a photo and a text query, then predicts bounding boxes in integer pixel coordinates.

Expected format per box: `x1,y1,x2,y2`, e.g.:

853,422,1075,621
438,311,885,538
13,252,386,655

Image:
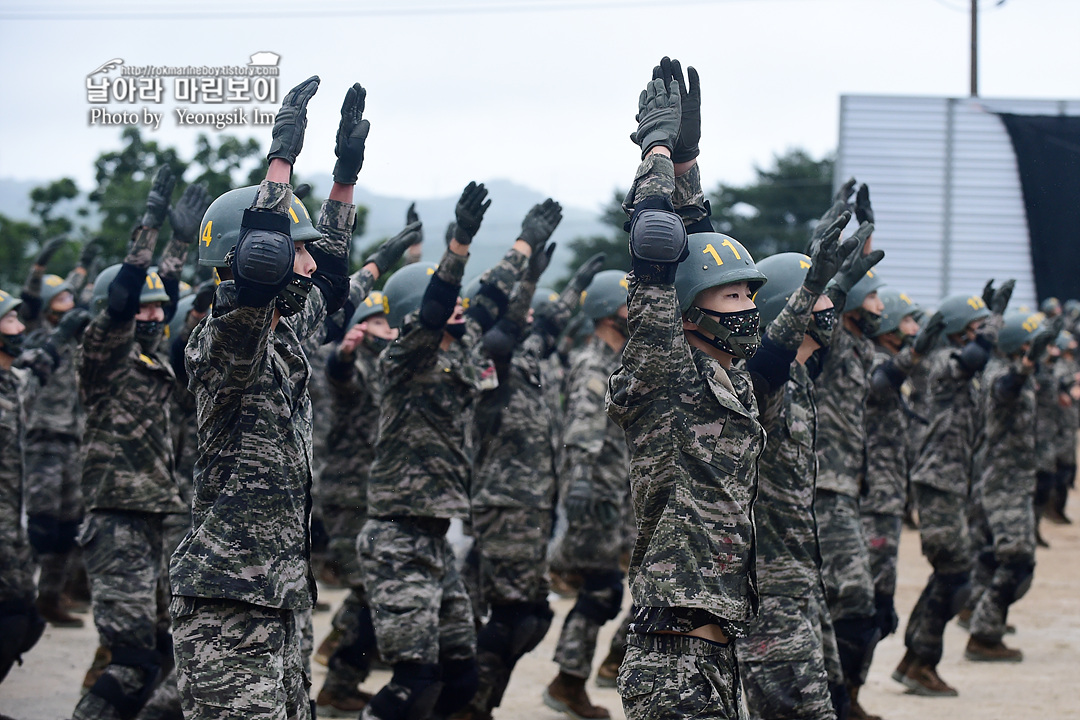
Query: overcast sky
1,0,1078,212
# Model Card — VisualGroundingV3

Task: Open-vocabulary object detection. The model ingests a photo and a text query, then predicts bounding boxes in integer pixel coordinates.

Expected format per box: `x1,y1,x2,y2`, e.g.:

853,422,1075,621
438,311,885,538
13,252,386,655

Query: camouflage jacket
608,279,762,634
1033,359,1060,474
320,343,383,514
170,183,357,610
0,365,34,602
21,327,84,438
814,323,874,498
169,322,199,506
366,246,524,520
1053,356,1079,464
749,285,822,598
863,346,916,516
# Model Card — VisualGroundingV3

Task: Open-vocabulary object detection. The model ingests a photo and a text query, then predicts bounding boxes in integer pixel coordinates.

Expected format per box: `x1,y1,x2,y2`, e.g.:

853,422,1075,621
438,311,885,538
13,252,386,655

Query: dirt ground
2,494,1077,720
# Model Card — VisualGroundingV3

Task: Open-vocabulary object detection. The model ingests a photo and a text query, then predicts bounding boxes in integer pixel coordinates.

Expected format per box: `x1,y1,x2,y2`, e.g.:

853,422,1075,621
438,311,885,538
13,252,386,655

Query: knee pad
26,514,60,555
832,616,881,686
1003,562,1035,604
367,662,442,720
435,657,478,716
934,571,971,618
90,645,162,720
476,611,514,659
0,600,46,683
333,606,377,673
574,572,623,624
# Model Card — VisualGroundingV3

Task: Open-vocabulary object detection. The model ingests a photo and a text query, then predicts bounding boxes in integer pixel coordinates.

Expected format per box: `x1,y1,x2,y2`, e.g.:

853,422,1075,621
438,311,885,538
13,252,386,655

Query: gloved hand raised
913,312,946,356
982,278,1015,316
453,181,491,245
169,183,212,244
654,57,700,163
803,211,855,295
855,183,874,225
564,253,606,300
332,83,370,184
366,221,423,275
832,222,881,294
33,236,67,268
267,75,320,165
141,166,176,229
520,199,563,253
526,243,556,283
78,240,99,270
630,76,682,159
52,307,90,344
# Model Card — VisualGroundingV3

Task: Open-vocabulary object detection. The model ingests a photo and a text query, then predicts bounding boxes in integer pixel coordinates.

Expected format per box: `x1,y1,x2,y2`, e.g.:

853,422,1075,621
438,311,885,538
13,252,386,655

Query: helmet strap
685,306,761,359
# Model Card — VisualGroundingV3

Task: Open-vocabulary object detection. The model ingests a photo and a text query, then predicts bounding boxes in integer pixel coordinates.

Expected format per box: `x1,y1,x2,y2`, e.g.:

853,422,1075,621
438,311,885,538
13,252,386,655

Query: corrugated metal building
836,94,1080,309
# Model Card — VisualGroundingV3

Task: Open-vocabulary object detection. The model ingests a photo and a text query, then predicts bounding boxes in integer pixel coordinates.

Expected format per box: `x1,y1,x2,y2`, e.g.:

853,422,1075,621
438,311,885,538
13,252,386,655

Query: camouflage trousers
171,596,311,720
23,431,82,521
860,512,903,598
619,633,744,720
472,505,552,605
358,517,476,665
323,585,376,695
738,593,836,720
903,484,971,665
325,504,367,588
813,491,875,621
549,501,625,575
966,494,1036,644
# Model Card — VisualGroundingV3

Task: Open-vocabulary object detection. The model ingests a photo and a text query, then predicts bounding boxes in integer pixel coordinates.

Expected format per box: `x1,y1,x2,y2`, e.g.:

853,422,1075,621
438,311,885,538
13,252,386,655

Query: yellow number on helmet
703,243,724,267
720,238,742,260
201,221,213,247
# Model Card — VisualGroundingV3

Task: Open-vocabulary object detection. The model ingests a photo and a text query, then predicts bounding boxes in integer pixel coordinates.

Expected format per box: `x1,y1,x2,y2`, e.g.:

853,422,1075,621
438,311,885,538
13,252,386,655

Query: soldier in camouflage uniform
964,311,1052,662
358,179,546,720
894,282,1012,696
543,266,630,720
313,289,398,717
1050,331,1078,523
18,242,96,628
1031,334,1061,546
605,59,766,720
70,164,207,720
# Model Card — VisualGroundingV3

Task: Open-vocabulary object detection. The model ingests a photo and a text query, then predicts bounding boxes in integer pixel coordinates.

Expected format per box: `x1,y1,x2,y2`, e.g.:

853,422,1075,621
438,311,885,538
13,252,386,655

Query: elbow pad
309,245,349,315
629,207,687,285
745,335,796,393
107,263,148,322
232,209,294,308
465,282,509,333
420,274,459,330
957,340,990,374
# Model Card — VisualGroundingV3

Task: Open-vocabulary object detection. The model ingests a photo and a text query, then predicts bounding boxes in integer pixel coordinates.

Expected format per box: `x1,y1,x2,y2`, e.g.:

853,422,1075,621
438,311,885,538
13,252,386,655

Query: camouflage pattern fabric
814,324,874,499
863,347,914,517
861,513,903,599
618,634,743,720
357,518,476,664
23,432,82,522
171,596,310,720
1052,356,1078,465
738,594,835,720
813,491,874,622
1033,359,1060,475
171,183,359,612
471,507,551,605
0,366,36,605
366,245,525,520
966,500,1034,645
607,278,762,633
22,328,84,437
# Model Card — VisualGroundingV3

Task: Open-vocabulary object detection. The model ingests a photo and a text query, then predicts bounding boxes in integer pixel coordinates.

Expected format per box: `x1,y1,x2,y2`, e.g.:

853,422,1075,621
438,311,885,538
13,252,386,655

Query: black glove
833,177,857,207
803,211,855,294
169,183,211,244
141,166,176,229
52,307,90,344
267,75,320,165
33,236,67,268
78,240,99,269
293,183,312,201
567,253,606,298
520,199,563,252
832,222,881,294
407,202,420,226
453,181,491,245
332,83,370,184
630,76,682,159
855,183,874,225
366,221,423,275
192,279,216,314
874,594,899,637
527,243,556,283
982,278,1015,316
806,202,850,255
914,312,946,355
656,57,700,163
564,478,594,524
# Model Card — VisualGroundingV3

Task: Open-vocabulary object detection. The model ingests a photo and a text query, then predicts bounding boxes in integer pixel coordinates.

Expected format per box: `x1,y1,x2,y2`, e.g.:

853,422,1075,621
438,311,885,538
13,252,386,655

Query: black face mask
0,333,24,357
276,275,314,318
855,308,882,337
685,306,761,359
611,315,629,339
135,321,163,353
445,322,467,341
363,334,391,355
807,307,837,347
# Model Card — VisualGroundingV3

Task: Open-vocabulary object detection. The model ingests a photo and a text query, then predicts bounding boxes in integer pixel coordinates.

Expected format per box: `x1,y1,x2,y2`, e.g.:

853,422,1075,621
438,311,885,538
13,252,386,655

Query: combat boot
315,686,372,717
35,592,84,628
314,627,341,666
543,671,611,719
846,682,883,720
964,637,1023,662
902,661,958,697
595,648,624,688
890,648,914,684
81,645,112,694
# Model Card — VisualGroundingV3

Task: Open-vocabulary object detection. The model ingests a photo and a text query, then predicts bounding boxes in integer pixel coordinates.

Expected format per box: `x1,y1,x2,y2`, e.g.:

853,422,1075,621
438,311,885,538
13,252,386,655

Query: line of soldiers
0,60,1075,720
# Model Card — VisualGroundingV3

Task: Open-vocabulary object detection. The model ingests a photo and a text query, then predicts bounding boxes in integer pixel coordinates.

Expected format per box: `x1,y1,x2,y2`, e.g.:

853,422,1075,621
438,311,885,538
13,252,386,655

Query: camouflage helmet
198,186,322,268
936,293,991,336
167,294,197,341
998,310,1045,356
349,290,389,327
382,262,437,329
0,289,23,319
751,252,812,328
674,233,766,314
90,264,171,313
41,274,75,311
1040,296,1061,316
840,268,886,313
582,270,629,320
875,288,918,337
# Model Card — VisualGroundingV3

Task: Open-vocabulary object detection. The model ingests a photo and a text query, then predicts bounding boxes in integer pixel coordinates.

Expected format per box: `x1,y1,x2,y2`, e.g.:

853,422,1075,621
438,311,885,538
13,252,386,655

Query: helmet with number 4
198,186,323,268
90,264,170,313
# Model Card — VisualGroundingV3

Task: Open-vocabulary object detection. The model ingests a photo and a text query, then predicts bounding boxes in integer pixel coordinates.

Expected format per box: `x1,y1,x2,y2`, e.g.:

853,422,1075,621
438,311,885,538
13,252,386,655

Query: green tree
0,215,40,291
554,189,631,290
709,149,835,261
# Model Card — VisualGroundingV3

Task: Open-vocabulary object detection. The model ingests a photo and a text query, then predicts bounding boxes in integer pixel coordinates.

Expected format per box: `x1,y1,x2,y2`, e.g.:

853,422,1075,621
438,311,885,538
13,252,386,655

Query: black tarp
997,113,1080,303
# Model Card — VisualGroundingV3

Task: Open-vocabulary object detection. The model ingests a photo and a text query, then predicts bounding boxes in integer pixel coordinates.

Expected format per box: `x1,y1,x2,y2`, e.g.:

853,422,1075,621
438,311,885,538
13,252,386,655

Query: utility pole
970,0,978,97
